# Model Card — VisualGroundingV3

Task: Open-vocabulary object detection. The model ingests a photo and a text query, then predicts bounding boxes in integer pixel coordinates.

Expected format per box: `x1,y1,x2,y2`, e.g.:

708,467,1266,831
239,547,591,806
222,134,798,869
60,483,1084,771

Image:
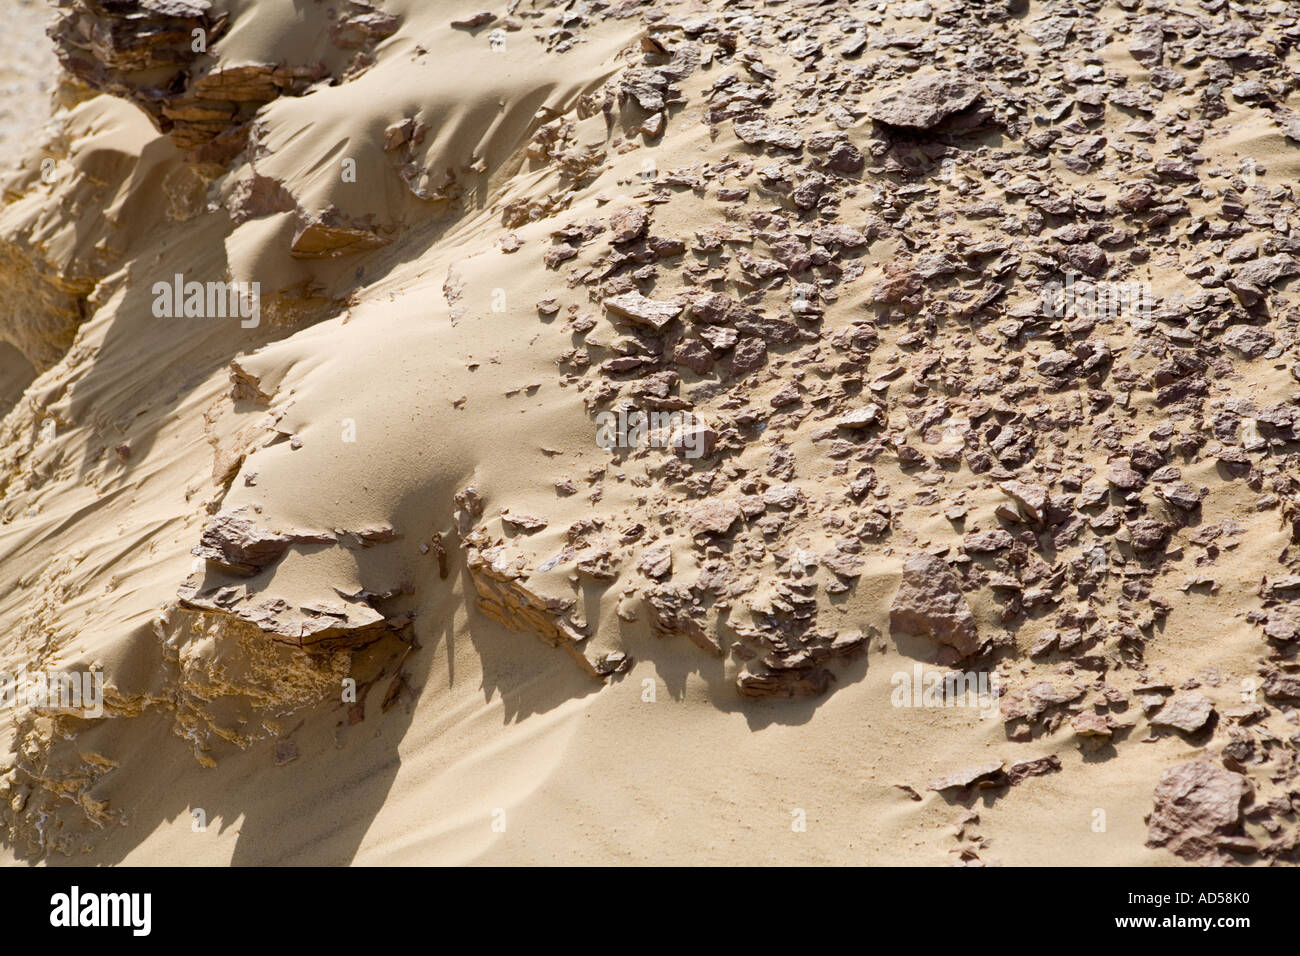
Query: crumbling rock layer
463,527,606,678
49,0,393,163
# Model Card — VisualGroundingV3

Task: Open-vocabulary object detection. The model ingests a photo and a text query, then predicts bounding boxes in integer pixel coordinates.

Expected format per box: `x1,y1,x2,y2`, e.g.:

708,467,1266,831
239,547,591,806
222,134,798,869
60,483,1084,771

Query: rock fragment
1151,693,1215,734
1146,760,1250,861
863,72,983,129
603,292,683,330
451,11,495,29
928,761,1004,793
688,500,742,537
890,553,981,657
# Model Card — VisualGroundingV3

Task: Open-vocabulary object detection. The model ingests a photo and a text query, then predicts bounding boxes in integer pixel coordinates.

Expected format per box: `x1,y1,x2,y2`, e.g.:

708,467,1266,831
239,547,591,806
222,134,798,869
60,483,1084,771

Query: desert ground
0,0,1298,866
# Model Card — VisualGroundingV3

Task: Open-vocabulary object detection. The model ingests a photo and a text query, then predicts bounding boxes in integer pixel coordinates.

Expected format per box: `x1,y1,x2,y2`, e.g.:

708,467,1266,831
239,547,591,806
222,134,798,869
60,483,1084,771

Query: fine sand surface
0,0,1298,865
0,0,57,164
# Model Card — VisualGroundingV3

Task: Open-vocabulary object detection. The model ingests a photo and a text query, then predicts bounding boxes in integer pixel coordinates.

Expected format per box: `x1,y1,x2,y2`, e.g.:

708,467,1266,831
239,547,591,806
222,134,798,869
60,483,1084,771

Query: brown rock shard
644,584,720,657
1000,681,1087,721
998,480,1049,524
177,587,389,646
688,499,742,537
837,404,884,430
192,506,389,576
192,507,296,576
963,529,1014,553
451,11,496,29
1146,760,1250,861
863,72,984,129
226,171,297,225
1006,756,1061,785
1127,17,1164,68
890,552,980,657
1262,671,1300,701
674,423,719,459
637,544,672,579
820,543,864,578
608,205,648,244
603,291,683,330
1070,711,1113,737
737,665,833,699
1221,324,1275,359
733,119,803,150
501,511,548,533
1106,460,1145,491
1151,693,1215,734
331,2,400,49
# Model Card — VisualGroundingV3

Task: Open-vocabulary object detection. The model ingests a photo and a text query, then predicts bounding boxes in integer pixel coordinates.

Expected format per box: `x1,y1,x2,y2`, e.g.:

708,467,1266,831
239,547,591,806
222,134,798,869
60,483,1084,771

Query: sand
0,0,1297,866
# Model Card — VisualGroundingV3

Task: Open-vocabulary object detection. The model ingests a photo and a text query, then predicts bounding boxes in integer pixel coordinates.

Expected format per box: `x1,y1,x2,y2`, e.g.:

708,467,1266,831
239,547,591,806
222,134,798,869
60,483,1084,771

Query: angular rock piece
864,72,984,129
177,586,388,646
998,481,1049,524
1127,18,1164,67
1262,609,1300,645
1071,711,1113,737
963,529,1014,552
291,209,391,258
1006,756,1061,785
227,171,297,225
192,507,295,576
608,205,648,244
637,544,672,579
1107,461,1145,491
1147,760,1250,861
501,511,548,533
1234,255,1298,288
451,11,495,29
669,420,718,458
603,292,683,330
462,529,599,677
645,584,720,657
1222,325,1275,359
1262,671,1300,701
821,543,865,578
1151,693,1215,734
333,3,401,48
1158,483,1201,511
733,120,802,150
890,552,981,657
928,760,1004,792
1000,681,1086,720
688,499,742,537
837,404,883,430
737,664,834,699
